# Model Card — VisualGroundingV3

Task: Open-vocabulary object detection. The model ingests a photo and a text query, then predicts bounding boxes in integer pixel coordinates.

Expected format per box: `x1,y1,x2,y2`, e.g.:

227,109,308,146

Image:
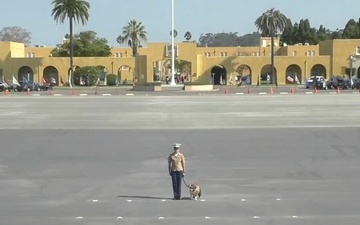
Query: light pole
170,0,176,85
350,55,355,88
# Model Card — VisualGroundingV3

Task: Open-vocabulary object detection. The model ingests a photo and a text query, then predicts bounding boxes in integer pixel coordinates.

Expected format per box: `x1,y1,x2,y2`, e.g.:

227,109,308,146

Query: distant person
168,143,186,200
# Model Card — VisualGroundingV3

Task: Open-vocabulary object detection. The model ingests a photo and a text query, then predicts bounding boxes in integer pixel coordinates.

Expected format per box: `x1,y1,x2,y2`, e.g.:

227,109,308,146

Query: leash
182,176,190,188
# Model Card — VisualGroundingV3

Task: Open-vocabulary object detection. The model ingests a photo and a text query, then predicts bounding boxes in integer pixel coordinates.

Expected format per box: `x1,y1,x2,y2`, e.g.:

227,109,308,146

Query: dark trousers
170,171,183,199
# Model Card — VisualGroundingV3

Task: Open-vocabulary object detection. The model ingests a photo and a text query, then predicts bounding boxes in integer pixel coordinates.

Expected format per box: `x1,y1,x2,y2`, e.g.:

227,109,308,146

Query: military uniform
168,143,186,200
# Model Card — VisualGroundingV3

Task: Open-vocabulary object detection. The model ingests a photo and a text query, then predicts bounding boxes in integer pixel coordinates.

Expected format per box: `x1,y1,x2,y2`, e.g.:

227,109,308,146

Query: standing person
168,143,186,200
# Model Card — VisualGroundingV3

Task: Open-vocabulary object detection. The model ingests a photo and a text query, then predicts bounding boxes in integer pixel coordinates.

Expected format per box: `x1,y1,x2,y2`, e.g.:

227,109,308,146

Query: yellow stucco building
1,37,360,86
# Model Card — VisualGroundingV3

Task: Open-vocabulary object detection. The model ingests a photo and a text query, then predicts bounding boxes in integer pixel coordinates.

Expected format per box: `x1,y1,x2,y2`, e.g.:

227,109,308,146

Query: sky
0,0,359,47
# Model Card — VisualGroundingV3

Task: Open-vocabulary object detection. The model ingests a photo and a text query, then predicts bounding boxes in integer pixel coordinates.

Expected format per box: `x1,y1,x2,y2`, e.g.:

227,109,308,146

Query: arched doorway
235,64,252,86
211,65,226,85
118,65,133,84
43,66,59,85
260,64,277,85
311,64,326,78
285,64,302,85
18,66,34,82
97,65,107,84
154,59,192,83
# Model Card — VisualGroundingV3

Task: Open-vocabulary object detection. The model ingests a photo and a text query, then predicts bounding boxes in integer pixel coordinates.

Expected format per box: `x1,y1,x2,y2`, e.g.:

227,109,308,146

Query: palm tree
117,20,147,57
255,8,288,87
184,31,192,41
51,0,90,87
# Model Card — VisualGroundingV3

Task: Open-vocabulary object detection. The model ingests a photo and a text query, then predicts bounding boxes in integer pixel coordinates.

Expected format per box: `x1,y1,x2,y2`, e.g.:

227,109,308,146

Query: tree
294,19,317,44
0,26,32,46
342,19,360,39
116,19,147,57
184,31,192,41
280,18,295,45
51,0,90,87
51,31,112,57
316,25,332,43
255,8,288,87
197,32,259,47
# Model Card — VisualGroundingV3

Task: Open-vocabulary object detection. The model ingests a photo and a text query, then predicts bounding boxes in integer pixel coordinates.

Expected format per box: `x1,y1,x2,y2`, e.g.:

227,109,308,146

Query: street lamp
169,0,176,86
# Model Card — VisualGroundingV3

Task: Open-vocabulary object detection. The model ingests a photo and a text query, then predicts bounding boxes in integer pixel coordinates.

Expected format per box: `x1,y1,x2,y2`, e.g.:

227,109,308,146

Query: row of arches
210,64,340,85
16,65,134,86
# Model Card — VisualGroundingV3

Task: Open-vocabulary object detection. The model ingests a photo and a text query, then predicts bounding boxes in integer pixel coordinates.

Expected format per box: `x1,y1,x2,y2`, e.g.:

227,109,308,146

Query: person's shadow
117,195,191,200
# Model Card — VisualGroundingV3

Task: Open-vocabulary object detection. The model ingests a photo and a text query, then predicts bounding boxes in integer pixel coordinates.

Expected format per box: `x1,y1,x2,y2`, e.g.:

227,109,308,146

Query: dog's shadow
117,195,191,200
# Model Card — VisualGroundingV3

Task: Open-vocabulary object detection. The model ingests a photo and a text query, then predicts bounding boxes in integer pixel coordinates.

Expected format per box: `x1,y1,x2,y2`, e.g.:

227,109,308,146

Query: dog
188,183,202,201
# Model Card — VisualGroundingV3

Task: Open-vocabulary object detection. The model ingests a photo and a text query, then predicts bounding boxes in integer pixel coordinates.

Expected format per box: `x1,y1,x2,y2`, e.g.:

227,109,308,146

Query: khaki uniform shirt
168,152,185,171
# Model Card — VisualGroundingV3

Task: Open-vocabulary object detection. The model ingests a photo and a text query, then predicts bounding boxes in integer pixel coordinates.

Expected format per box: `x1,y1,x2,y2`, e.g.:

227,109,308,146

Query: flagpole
170,0,176,86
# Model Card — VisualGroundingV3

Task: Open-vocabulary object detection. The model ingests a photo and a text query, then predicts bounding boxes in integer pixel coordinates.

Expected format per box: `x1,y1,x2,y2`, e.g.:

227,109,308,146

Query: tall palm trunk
69,17,74,87
132,45,137,57
271,34,277,87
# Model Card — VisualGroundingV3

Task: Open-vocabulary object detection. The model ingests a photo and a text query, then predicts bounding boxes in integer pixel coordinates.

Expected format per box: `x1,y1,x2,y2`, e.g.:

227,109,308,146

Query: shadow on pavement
117,195,192,200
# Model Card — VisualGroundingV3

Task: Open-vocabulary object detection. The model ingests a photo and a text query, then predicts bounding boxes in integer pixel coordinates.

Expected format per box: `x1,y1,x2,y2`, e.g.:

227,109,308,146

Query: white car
306,76,328,89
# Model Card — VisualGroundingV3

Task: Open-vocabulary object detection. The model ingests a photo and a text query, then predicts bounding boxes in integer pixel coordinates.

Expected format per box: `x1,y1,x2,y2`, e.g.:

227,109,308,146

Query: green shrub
106,74,117,86
73,66,101,86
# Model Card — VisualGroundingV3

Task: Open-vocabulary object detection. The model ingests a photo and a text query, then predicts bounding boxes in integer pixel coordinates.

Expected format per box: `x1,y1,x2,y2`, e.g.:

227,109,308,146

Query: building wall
1,39,359,85
331,39,360,76
25,46,54,58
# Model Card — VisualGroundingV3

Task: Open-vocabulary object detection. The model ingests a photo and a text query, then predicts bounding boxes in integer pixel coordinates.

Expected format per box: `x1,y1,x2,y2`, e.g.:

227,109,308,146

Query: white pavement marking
92,199,98,202
79,94,88,96
117,216,123,219
161,199,167,202
241,198,246,202
102,94,111,96
200,199,206,201
158,217,164,219
53,94,62,96
276,198,281,201
279,92,288,95
259,92,267,95
235,92,244,95
126,199,132,202
253,216,260,219
126,93,134,96
76,217,83,220
205,217,211,219
292,216,299,218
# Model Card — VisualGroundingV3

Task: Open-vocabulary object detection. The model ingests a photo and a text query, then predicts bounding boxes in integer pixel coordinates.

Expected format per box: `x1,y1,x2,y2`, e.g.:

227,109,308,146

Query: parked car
327,75,352,89
306,76,328,90
4,80,20,92
0,82,5,92
34,82,50,91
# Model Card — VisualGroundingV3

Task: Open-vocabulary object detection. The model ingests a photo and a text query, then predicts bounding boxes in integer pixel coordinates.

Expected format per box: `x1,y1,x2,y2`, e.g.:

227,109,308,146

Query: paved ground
0,95,359,225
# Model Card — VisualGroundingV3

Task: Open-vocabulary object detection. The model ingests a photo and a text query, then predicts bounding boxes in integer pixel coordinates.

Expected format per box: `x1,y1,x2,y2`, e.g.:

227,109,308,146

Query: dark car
16,81,33,92
0,82,5,92
34,82,50,91
327,75,353,90
352,79,360,89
